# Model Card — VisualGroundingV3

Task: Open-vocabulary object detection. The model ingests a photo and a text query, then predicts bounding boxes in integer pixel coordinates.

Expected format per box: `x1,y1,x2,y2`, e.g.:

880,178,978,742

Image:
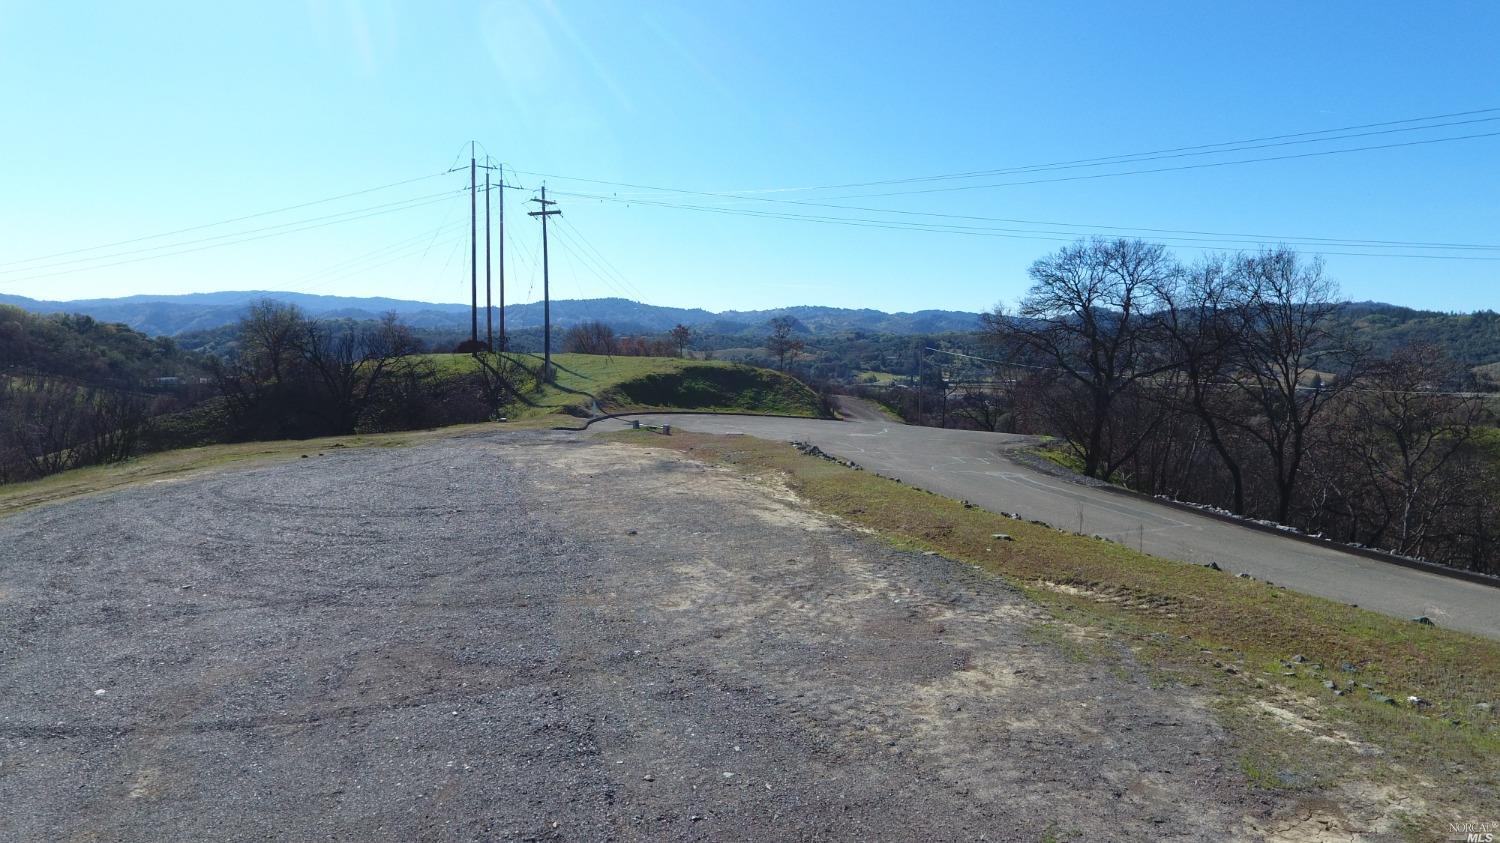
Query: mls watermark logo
1448,820,1499,842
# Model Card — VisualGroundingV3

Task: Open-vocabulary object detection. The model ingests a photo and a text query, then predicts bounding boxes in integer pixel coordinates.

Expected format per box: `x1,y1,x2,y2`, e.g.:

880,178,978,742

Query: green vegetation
855,369,902,385
1030,441,1087,475
421,353,826,420
600,363,823,416
1,306,216,483
863,397,906,423
617,429,1500,822
0,304,208,386
1340,304,1500,369
0,350,823,500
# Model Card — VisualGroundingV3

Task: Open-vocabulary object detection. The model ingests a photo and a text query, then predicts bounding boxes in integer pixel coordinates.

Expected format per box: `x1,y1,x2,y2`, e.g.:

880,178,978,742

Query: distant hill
1332,302,1500,369
3,292,1496,369
0,292,984,338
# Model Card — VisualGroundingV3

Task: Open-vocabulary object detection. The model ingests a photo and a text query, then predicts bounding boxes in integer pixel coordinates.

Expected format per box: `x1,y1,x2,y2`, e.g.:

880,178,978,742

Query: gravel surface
1,430,1286,840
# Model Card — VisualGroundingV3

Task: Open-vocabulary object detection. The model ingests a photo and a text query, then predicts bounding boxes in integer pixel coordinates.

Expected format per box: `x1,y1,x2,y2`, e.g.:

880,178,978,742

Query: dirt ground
1,430,1333,840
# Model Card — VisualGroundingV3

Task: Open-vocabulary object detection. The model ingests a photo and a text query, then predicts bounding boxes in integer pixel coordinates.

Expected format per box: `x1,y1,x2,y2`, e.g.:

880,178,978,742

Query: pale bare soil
0,431,1345,840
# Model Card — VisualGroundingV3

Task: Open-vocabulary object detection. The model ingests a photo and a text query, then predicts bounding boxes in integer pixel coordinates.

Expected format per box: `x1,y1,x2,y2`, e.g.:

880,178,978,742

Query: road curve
601,409,1500,640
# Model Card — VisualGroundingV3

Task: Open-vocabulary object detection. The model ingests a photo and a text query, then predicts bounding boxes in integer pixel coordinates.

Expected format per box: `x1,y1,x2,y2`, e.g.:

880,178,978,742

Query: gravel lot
1,430,1288,840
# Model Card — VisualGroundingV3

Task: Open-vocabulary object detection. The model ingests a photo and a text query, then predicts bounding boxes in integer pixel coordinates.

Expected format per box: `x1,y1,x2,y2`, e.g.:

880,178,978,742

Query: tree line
0,306,213,484
561,320,696,357
0,300,546,485
973,238,1497,573
209,300,533,441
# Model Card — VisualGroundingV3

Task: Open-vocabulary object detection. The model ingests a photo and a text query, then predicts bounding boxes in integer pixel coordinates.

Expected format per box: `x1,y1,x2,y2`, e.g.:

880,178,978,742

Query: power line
555,216,649,300
522,159,1500,254
430,229,467,294
553,190,1500,261
1,192,462,286
526,128,1500,210
819,129,1500,199
803,109,1500,189
0,190,466,278
554,182,1500,251
418,185,469,263
0,171,452,269
290,233,469,298
516,106,1500,198
289,221,467,291
926,347,1060,373
549,224,637,301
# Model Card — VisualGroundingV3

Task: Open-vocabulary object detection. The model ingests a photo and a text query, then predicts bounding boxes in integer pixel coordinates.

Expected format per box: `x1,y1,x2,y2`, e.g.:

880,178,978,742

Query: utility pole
916,343,925,424
469,143,477,345
484,166,493,351
495,163,522,352
528,184,561,381
497,164,506,351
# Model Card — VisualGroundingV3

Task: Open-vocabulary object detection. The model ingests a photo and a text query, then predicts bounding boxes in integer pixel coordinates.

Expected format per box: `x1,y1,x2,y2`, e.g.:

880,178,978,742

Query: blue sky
1,1,1497,313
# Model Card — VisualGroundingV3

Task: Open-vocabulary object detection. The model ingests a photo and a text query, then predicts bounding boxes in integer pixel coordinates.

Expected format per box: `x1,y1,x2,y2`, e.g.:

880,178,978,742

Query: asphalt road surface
602,404,1500,640
0,431,1306,840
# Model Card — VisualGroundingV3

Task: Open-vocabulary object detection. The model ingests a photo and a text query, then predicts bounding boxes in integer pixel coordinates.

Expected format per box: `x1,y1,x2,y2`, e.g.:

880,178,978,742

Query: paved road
602,408,1500,640
0,431,1294,840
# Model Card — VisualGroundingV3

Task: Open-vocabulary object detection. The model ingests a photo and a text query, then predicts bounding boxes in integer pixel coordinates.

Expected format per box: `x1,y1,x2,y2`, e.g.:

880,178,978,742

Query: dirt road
2,431,1296,840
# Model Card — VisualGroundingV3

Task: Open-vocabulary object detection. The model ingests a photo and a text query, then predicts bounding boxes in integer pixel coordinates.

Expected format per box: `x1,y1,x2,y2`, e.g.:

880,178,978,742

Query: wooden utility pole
528,184,561,381
484,167,493,351
916,343,925,423
469,143,477,345
497,164,506,351
495,163,521,352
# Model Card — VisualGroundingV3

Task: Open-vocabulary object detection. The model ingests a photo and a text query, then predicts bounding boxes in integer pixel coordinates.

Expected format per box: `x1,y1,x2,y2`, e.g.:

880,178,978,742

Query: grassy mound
418,353,825,420
600,363,823,417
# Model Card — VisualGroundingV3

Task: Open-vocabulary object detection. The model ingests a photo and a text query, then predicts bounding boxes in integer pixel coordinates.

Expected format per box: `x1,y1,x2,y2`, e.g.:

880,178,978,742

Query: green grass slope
599,363,823,416
419,353,826,420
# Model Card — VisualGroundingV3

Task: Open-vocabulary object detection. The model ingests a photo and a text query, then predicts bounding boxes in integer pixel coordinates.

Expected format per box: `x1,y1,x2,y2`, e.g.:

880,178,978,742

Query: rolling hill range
0,292,984,338
3,291,1498,371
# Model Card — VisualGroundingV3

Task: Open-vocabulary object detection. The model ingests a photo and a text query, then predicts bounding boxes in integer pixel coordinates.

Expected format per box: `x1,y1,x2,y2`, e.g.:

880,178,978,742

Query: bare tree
953,385,1009,432
766,316,804,370
668,324,693,357
0,375,150,479
982,238,1178,481
1152,255,1257,512
238,299,306,386
74,388,150,466
213,300,312,436
1,376,81,477
562,321,619,355
469,349,529,416
296,312,424,433
1223,248,1362,523
1337,343,1483,555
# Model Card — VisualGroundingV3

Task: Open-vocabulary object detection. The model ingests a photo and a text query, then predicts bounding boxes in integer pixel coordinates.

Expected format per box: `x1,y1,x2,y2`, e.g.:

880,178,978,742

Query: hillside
0,304,208,386
0,292,983,338
0,306,216,483
6,292,1499,369
1334,302,1500,369
424,353,827,420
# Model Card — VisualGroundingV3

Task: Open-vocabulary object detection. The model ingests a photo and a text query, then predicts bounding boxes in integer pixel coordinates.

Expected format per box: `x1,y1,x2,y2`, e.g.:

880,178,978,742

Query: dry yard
0,430,1472,840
